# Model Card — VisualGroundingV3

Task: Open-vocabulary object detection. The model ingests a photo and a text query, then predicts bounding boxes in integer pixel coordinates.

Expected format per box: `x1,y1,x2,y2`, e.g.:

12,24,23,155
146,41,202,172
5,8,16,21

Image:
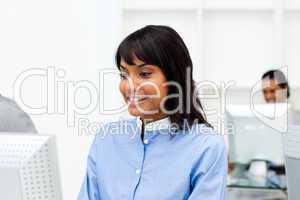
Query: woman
78,25,227,200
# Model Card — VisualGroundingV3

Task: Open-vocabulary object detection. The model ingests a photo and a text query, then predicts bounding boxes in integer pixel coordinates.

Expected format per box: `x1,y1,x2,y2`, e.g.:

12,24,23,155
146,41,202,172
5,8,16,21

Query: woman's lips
126,96,148,106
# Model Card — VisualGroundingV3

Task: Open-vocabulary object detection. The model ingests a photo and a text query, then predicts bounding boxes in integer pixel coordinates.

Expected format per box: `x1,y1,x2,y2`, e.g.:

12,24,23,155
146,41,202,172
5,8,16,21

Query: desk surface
228,163,287,190
228,187,287,200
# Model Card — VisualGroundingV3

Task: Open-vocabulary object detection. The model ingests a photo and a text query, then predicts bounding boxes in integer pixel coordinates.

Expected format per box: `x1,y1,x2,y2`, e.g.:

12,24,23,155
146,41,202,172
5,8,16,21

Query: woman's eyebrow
119,63,148,69
135,63,147,68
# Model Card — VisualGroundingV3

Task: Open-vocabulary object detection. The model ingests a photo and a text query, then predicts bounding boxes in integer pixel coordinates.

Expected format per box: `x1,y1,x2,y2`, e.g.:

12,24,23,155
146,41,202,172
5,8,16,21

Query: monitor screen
226,104,285,165
0,133,62,200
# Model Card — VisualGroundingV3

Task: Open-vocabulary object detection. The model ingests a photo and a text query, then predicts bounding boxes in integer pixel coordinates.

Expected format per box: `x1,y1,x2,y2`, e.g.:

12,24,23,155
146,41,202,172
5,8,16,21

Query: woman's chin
128,107,143,117
127,106,152,117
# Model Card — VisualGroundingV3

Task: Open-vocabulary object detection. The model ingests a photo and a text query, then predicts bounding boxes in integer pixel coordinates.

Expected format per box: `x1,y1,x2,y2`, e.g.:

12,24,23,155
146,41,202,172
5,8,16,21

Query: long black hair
115,25,211,130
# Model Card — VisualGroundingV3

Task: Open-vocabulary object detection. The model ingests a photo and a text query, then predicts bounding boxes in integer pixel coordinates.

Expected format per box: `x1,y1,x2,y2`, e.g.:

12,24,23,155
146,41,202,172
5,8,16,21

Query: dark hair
262,69,290,98
115,25,210,130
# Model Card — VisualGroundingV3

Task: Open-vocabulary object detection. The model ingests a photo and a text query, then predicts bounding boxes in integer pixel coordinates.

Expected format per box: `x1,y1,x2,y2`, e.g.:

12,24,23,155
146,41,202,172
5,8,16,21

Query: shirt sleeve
188,135,228,200
77,136,101,200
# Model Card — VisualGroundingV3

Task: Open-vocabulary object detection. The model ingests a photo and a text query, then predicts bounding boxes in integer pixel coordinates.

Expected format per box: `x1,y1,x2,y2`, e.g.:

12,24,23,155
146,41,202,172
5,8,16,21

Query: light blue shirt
78,117,228,200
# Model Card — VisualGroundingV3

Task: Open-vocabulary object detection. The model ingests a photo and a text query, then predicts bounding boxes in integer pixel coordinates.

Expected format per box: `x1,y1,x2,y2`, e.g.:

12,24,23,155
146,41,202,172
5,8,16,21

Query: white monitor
283,125,300,200
226,104,286,165
0,133,62,200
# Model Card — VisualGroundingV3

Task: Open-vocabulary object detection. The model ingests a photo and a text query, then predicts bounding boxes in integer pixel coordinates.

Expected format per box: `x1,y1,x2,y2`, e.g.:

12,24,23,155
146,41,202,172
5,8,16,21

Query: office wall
122,0,300,92
0,0,122,199
122,0,300,133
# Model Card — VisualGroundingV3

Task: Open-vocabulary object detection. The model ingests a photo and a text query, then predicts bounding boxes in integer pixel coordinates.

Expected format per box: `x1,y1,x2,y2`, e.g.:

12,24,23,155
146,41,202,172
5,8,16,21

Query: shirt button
135,169,141,174
144,139,149,144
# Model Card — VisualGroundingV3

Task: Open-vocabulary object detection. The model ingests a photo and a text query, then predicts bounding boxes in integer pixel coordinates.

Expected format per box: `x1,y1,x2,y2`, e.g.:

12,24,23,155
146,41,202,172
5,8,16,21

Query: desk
227,164,287,200
227,188,287,200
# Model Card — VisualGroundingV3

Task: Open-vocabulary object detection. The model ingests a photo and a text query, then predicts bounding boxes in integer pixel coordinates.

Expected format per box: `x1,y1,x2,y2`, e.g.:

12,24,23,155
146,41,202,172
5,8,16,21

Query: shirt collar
136,116,173,132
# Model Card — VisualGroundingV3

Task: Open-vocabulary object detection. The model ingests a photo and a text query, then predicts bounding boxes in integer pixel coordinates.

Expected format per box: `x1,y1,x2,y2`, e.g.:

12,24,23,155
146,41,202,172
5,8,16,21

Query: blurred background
1,0,300,199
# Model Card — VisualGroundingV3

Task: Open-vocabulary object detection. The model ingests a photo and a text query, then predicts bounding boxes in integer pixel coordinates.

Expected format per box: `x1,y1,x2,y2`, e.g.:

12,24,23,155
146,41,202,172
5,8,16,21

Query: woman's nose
124,76,140,96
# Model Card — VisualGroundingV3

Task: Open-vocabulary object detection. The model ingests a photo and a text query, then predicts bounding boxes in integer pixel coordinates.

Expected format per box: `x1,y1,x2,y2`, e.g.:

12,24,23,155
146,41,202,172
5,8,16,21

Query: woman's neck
140,113,168,141
140,113,168,124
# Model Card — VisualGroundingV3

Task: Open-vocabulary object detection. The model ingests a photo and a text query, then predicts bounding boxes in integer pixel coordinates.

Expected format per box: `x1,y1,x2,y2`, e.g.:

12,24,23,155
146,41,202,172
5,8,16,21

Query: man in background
262,69,289,103
262,69,300,125
0,94,37,133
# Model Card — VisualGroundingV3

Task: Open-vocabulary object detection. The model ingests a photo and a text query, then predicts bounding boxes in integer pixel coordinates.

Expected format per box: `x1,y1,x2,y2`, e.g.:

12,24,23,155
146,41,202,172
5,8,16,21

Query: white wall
0,0,122,199
121,0,300,134
122,0,300,111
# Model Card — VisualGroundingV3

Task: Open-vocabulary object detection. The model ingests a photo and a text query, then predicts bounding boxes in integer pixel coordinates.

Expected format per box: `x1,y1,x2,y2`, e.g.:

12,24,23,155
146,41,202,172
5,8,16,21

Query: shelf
285,6,300,12
123,1,197,11
123,0,274,12
203,0,273,11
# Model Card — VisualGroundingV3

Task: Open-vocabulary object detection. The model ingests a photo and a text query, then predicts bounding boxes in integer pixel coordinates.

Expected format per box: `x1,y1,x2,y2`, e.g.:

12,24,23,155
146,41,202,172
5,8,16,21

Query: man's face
262,79,287,103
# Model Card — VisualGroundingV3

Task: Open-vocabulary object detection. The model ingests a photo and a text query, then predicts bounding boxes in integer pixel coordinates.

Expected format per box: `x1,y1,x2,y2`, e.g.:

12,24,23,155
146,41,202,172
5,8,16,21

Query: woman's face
119,56,168,121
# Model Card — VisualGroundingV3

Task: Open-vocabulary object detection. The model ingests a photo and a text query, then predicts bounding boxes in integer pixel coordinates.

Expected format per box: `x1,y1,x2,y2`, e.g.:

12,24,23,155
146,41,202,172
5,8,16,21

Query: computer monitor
0,133,62,200
283,125,300,200
226,104,286,165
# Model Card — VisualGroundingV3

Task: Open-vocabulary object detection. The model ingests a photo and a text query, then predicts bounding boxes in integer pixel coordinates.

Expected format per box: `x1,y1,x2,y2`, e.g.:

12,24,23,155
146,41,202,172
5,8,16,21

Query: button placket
143,139,149,145
132,134,146,200
135,169,141,174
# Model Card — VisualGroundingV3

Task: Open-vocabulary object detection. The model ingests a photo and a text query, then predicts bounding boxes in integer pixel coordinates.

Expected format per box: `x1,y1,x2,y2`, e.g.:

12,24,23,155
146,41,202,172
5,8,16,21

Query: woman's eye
140,72,152,78
119,72,128,79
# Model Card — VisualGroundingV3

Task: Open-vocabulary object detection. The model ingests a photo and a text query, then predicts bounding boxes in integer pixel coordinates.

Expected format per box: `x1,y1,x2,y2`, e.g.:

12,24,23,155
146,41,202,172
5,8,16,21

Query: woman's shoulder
183,123,228,173
93,117,139,139
179,123,227,152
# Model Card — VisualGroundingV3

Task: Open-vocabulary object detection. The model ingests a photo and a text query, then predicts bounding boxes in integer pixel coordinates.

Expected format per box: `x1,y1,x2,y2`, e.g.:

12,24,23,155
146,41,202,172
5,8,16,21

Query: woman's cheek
119,80,126,99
